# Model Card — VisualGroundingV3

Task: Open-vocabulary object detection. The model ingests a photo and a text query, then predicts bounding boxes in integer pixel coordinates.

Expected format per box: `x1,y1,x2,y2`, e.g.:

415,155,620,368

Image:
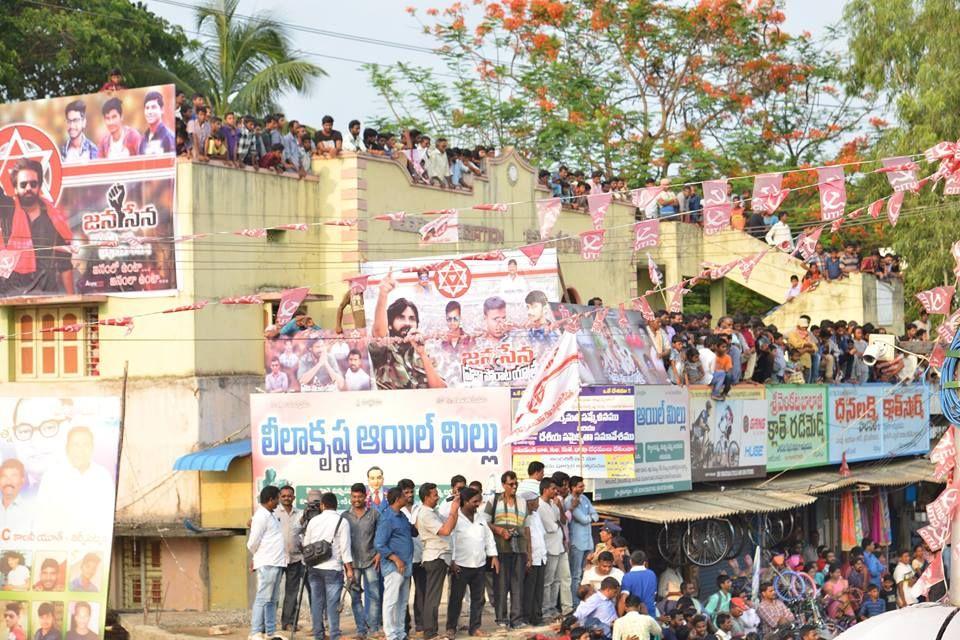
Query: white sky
144,0,848,127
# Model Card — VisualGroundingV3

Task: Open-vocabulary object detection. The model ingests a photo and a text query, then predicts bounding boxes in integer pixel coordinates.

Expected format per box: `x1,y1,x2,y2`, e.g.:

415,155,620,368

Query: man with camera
302,492,353,640
483,471,529,631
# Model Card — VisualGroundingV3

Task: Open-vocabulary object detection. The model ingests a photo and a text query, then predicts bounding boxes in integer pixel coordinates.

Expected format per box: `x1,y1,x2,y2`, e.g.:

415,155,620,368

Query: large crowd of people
635,309,925,400
247,461,936,640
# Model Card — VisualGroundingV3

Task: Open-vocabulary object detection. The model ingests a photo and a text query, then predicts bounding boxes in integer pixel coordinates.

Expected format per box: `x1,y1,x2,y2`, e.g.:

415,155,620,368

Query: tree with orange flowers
367,0,866,181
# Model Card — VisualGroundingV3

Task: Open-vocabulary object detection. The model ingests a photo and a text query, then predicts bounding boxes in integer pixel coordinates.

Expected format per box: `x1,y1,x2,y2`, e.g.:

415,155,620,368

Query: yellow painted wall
208,536,252,610
200,457,253,528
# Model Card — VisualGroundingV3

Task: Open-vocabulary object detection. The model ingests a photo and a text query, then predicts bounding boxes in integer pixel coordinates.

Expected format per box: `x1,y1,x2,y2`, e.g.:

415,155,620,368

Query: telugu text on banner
827,384,929,463
766,385,829,472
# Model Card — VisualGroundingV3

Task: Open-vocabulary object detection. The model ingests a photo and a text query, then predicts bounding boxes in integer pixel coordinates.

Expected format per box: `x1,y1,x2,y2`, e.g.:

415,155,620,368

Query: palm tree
188,0,325,116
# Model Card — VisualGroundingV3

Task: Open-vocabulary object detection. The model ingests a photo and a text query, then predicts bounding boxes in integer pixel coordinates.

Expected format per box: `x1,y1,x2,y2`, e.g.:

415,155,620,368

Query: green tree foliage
0,0,188,101
182,0,326,116
366,0,863,182
844,0,960,302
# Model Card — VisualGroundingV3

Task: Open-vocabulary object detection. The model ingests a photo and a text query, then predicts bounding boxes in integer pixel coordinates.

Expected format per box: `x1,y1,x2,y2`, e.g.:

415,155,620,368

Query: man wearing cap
520,489,547,626
729,597,759,638
588,521,621,566
787,315,819,383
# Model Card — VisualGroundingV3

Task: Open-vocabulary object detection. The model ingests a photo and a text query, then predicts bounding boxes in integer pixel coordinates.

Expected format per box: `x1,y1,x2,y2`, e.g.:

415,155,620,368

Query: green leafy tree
182,0,326,116
0,0,187,101
843,0,960,304
367,0,861,182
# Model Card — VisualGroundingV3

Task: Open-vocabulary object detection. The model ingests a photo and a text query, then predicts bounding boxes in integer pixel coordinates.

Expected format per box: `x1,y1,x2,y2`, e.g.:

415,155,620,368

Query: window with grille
120,538,164,609
15,306,99,379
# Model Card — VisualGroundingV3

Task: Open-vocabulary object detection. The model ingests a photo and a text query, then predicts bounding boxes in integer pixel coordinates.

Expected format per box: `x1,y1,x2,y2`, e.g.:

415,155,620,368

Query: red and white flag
162,301,210,313
462,250,505,261
520,243,546,265
507,330,581,444
324,219,357,227
374,211,406,222
580,230,606,261
591,307,608,333
175,233,211,243
880,156,920,192
235,228,268,238
617,303,629,330
795,224,826,261
738,249,769,283
221,295,264,305
667,284,689,313
537,198,562,239
631,186,664,212
925,140,960,164
419,211,459,244
472,203,509,212
422,208,458,216
916,286,955,315
345,274,370,294
275,223,309,231
952,240,960,279
633,296,655,322
275,287,311,326
930,426,957,482
830,216,844,233
887,191,905,226
946,172,960,196
937,308,960,343
930,342,947,370
751,173,788,213
702,180,732,235
868,198,885,219
911,551,945,599
701,260,738,280
98,316,134,328
647,253,662,288
588,192,613,230
817,166,846,220
633,219,660,251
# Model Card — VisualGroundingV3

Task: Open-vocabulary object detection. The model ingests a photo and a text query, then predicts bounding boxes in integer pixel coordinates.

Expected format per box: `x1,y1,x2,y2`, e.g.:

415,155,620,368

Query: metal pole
107,361,129,613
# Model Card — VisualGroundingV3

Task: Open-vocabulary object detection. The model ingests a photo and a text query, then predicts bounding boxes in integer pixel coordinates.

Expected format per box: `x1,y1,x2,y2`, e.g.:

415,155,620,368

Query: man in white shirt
697,337,717,385
439,475,467,519
344,349,372,391
520,490,547,626
0,458,31,532
893,549,918,607
417,482,459,640
302,492,353,640
35,426,115,534
247,486,288,640
612,595,662,640
275,486,303,631
581,551,624,592
425,138,452,188
765,211,793,251
498,259,530,303
785,275,802,302
342,120,366,153
538,477,564,621
445,487,499,638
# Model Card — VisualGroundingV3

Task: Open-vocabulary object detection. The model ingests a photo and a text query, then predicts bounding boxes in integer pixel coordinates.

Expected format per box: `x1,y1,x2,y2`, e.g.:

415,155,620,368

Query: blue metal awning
173,440,251,472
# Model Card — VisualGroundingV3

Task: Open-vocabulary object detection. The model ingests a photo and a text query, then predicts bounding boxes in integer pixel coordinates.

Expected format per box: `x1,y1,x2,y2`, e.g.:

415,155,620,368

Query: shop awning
594,486,817,524
173,440,251,472
752,457,941,495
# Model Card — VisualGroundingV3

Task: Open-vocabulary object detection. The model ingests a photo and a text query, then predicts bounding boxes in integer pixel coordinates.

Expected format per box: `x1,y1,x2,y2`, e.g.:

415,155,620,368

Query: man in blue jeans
344,483,381,639
302,492,353,640
376,487,415,640
247,485,288,640
564,475,598,603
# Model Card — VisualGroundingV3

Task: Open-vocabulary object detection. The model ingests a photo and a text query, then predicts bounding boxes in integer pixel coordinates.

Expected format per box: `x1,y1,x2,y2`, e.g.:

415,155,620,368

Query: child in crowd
668,335,686,384
684,347,704,386
258,143,285,174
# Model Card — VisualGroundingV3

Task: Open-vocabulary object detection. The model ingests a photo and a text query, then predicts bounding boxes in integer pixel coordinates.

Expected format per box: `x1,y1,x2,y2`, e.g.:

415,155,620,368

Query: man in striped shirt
484,471,529,630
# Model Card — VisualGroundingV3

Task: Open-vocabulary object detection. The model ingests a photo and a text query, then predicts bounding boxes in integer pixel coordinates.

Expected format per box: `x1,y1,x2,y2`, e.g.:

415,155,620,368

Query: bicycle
656,518,735,567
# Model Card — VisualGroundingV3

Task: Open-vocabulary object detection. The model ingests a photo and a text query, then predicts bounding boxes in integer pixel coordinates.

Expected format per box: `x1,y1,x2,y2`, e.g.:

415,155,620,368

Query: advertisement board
591,385,692,500
510,386,636,479
767,385,829,472
0,86,178,297
689,386,767,482
828,384,929,463
251,389,512,504
0,397,121,640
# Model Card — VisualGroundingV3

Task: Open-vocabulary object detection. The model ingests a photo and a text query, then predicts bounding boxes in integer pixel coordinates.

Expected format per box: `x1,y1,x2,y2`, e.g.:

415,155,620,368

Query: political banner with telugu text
689,386,768,482
250,389,511,506
766,385,829,472
0,397,120,640
590,385,692,500
0,86,178,297
827,384,929,463
510,385,636,480
361,249,562,388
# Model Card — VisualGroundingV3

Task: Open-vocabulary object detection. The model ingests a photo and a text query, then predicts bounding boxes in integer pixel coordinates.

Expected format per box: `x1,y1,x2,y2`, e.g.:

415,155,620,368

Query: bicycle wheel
774,571,806,602
727,516,749,560
683,518,733,567
657,524,683,566
727,440,740,467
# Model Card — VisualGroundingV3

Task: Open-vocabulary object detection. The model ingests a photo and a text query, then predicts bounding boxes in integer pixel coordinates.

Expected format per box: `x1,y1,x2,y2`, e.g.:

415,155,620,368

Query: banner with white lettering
827,385,929,463
767,385,829,472
510,385,636,479
250,389,511,504
689,386,767,482
590,385,692,500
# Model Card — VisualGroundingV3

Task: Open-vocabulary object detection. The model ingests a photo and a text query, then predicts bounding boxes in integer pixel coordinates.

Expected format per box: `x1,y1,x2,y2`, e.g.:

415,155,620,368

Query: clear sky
143,0,848,127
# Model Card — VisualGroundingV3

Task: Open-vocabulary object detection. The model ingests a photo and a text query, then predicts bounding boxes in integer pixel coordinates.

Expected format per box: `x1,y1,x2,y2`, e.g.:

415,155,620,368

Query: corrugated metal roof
173,440,251,472
594,486,816,524
594,457,940,525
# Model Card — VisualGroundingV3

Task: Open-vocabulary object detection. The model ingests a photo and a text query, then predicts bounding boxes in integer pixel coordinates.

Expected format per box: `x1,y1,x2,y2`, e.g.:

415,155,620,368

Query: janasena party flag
916,286,955,315
506,330,580,445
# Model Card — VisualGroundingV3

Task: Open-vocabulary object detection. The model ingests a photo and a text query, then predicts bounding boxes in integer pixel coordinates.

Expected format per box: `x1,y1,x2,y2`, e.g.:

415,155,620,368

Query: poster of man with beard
367,268,447,389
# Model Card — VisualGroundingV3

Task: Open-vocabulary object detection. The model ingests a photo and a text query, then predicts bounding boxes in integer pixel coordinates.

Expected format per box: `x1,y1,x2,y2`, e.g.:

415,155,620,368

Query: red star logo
434,259,472,298
0,124,63,204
